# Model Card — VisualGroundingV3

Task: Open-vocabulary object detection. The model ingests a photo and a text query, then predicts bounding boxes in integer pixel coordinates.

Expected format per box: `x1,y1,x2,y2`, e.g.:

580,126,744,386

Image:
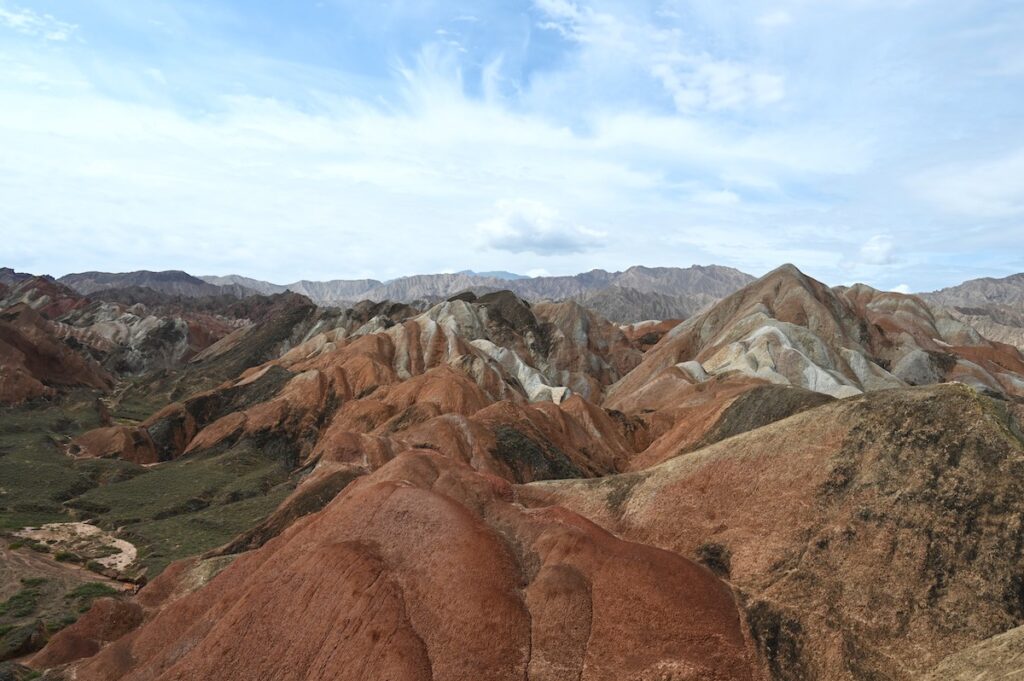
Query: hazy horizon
7,260,1021,295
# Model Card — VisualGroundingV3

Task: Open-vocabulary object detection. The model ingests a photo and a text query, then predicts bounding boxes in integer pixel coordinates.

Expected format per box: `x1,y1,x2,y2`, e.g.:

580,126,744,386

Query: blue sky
1,0,1022,290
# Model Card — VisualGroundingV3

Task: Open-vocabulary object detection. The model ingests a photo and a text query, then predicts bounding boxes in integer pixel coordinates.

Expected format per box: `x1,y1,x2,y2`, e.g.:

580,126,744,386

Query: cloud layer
0,0,1021,290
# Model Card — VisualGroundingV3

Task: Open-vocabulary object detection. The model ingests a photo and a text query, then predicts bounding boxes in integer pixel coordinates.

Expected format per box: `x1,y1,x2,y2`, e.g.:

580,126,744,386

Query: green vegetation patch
0,586,42,619
122,488,292,575
65,582,119,613
0,391,143,531
72,437,293,526
2,393,298,578
69,434,297,574
0,578,123,661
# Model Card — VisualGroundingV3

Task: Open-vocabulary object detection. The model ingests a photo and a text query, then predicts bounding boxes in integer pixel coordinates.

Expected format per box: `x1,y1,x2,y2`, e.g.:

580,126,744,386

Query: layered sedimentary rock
12,263,1024,681
607,264,1024,411
0,303,113,403
523,385,1024,680
63,452,762,681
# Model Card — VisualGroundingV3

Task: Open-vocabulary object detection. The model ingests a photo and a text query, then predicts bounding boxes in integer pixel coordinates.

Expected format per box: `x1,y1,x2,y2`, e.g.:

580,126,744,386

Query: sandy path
14,522,137,572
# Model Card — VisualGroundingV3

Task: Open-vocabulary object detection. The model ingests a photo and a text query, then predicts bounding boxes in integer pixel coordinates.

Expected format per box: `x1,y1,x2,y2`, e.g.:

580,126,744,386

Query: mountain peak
764,262,807,279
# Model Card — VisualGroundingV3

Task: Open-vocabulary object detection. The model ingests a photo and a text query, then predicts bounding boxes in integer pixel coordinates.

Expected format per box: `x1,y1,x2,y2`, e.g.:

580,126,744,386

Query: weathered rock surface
946,305,1024,353
73,293,646,477
916,623,1024,680
606,265,1024,410
524,385,1024,680
920,272,1024,352
11,263,1024,681
0,303,113,403
923,272,1024,308
64,452,762,681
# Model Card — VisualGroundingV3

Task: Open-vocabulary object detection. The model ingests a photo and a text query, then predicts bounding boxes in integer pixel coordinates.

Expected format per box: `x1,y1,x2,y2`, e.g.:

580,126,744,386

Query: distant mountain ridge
922,272,1024,352
922,272,1024,308
197,264,755,320
59,270,252,299
34,266,1024,333
13,265,755,324
457,269,527,280
574,286,706,323
199,274,291,296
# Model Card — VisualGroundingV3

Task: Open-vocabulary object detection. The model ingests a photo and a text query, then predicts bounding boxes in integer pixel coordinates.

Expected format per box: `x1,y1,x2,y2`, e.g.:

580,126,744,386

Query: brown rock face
619,318,682,350
0,303,113,403
30,598,143,669
70,425,157,465
628,380,834,470
915,624,1024,680
524,384,1024,680
3,276,92,320
69,452,760,681
606,264,1024,413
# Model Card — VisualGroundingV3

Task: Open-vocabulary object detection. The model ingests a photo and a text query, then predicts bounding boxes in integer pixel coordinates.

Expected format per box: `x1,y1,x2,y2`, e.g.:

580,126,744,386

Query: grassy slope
0,391,295,576
0,391,138,531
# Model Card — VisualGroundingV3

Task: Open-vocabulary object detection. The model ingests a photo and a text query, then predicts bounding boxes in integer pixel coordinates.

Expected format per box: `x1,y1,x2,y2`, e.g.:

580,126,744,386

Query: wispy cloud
0,2,77,41
532,0,785,114
0,35,870,281
653,59,785,112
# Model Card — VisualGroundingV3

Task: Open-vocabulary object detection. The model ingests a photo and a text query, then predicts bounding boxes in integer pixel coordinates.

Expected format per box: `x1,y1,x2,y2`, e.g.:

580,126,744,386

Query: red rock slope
523,384,1024,680
67,451,763,681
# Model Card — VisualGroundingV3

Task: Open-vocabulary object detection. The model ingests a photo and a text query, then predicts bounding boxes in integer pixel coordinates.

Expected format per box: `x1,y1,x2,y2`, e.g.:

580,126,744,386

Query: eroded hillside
2,264,1024,680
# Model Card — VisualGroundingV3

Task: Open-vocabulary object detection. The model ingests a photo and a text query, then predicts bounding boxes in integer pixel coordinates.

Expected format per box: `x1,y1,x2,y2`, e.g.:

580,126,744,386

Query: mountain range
46,264,1024,341
920,273,1024,351
2,262,1024,680
197,264,754,304
58,265,753,323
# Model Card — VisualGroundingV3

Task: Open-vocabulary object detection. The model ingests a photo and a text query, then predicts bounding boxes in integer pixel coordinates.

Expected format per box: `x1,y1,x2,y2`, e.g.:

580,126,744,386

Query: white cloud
859,235,896,265
533,0,622,47
3,1,1019,290
0,36,880,282
533,0,785,113
534,0,582,24
653,59,785,112
477,199,604,255
890,284,911,294
592,113,871,175
0,3,77,41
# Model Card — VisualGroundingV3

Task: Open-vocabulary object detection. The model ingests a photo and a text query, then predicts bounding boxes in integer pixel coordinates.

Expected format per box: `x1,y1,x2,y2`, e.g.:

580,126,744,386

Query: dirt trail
1,538,124,602
14,523,136,572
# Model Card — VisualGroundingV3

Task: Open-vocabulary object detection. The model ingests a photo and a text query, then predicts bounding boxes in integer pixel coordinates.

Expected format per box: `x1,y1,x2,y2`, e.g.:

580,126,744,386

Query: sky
1,0,1022,291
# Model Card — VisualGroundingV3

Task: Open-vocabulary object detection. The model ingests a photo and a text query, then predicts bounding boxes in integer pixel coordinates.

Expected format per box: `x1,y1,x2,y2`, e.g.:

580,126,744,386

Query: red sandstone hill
5,264,1024,680
0,277,309,403
0,303,114,403
522,384,1024,680
54,451,762,681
